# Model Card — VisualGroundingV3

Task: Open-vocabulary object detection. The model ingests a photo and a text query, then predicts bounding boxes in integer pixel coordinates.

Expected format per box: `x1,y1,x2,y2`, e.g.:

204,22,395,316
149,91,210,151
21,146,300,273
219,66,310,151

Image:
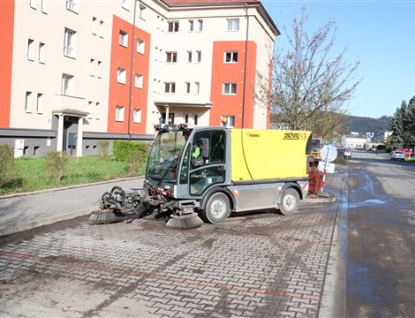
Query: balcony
53,94,88,117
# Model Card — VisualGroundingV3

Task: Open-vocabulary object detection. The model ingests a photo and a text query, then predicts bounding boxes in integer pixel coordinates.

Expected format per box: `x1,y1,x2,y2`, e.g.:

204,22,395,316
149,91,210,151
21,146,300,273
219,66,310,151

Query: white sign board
319,162,336,174
14,139,25,158
320,145,338,163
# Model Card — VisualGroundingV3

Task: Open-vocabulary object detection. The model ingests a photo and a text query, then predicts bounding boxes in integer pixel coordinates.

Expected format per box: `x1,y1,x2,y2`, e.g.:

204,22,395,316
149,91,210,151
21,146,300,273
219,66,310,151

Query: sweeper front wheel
279,188,299,215
201,192,231,223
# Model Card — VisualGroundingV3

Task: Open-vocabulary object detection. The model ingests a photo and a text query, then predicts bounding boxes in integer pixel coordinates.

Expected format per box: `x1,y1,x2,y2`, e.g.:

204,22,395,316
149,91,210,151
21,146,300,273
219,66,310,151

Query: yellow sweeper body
230,129,311,182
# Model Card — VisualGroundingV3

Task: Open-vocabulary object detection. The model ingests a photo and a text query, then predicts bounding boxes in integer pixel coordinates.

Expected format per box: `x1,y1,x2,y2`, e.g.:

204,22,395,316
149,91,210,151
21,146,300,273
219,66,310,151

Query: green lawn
0,155,146,195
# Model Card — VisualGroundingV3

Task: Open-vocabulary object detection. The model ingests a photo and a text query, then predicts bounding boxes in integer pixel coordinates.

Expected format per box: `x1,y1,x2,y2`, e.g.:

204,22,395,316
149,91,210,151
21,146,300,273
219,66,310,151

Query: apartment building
0,0,279,157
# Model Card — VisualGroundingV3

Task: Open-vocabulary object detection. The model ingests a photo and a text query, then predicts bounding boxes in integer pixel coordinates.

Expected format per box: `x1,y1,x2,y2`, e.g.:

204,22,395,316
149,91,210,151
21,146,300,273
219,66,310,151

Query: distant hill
268,113,392,136
345,115,393,135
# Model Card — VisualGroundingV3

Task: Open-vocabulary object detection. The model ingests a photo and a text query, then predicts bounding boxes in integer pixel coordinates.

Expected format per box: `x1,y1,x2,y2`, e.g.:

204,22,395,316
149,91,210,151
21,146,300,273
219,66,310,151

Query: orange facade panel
210,41,257,128
107,15,151,134
0,0,15,128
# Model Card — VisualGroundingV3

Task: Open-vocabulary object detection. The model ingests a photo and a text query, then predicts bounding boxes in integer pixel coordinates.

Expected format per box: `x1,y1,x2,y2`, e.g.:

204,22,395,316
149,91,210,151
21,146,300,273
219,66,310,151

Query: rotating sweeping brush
89,209,126,225
166,213,204,230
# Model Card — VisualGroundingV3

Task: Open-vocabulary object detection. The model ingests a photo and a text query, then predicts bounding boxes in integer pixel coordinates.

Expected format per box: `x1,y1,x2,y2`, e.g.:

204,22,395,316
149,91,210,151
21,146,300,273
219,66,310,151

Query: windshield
146,130,189,185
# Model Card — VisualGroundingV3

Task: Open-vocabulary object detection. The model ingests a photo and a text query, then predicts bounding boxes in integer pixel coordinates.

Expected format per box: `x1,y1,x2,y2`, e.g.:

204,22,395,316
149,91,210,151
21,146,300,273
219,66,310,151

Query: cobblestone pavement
0,173,345,318
0,178,143,237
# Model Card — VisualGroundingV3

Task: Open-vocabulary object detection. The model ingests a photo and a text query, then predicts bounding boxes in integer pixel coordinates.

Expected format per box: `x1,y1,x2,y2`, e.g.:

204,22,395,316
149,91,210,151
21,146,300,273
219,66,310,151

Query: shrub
127,151,141,176
113,140,150,162
97,140,110,159
45,151,69,183
0,144,17,187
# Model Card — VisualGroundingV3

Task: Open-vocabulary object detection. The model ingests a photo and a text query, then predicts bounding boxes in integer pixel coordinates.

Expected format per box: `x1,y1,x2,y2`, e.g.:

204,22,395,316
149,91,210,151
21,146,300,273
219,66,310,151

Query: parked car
344,147,352,159
391,151,405,161
395,148,413,157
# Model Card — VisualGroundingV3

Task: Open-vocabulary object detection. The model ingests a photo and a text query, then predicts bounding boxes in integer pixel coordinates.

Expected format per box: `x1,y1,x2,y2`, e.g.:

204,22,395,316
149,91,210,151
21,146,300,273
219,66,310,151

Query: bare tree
269,7,360,139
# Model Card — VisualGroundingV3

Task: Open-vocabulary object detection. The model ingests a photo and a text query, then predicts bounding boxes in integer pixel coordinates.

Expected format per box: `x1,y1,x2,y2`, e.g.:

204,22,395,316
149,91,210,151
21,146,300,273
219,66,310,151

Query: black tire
100,192,111,209
201,192,231,223
279,188,300,215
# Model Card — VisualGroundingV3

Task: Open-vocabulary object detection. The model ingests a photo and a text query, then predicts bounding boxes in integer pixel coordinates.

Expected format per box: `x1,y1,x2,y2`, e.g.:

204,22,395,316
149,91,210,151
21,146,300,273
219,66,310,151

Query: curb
0,176,144,200
0,208,93,238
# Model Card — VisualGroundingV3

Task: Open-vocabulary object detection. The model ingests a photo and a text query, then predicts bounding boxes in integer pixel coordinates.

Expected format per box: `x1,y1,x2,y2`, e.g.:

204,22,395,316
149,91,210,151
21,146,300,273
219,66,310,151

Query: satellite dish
321,145,338,163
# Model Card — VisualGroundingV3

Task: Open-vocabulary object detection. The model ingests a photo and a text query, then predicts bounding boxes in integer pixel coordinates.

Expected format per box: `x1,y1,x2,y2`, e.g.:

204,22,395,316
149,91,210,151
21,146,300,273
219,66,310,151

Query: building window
133,109,142,123
27,39,35,61
95,102,100,119
197,19,203,31
62,74,74,95
185,82,190,94
30,0,37,9
115,106,125,121
184,114,189,123
121,0,130,10
194,82,200,95
66,0,79,13
193,114,198,125
189,20,194,32
38,42,45,63
97,61,102,78
119,30,128,47
168,21,179,33
226,18,240,31
88,101,93,119
139,5,146,19
187,51,192,63
224,51,238,63
33,146,39,156
221,115,235,127
90,59,95,76
196,50,202,63
135,74,143,88
64,28,76,58
223,83,237,95
164,82,176,94
117,68,126,84
166,51,177,63
41,0,47,13
36,93,43,114
92,17,98,35
99,20,104,38
137,39,145,54
25,92,32,113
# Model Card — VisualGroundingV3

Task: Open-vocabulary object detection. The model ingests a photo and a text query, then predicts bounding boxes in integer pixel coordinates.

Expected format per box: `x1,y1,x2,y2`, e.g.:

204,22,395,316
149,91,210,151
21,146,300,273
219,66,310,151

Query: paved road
345,151,415,317
0,178,144,237
0,172,346,318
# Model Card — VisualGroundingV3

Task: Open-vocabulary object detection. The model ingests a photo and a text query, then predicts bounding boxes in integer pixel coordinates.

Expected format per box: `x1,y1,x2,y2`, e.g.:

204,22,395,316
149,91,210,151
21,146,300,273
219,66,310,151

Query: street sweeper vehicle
91,124,312,228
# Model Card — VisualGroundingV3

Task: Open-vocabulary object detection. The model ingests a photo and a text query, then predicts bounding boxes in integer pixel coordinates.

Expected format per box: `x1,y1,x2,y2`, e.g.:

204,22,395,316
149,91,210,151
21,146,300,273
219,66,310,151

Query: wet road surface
346,151,415,317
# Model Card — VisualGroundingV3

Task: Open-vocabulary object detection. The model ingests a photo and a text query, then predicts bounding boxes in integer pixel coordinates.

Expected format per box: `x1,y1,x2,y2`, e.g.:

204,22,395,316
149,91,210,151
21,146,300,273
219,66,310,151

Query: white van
344,147,352,159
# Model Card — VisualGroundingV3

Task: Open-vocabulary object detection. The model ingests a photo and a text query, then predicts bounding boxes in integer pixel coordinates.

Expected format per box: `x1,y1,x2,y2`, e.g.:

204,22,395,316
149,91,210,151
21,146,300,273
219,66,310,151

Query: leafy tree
268,6,360,139
390,101,406,148
407,96,415,146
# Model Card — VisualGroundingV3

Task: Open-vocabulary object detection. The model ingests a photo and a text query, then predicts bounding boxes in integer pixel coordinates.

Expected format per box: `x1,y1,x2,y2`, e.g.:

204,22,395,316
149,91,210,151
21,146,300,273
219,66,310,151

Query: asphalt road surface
346,151,415,317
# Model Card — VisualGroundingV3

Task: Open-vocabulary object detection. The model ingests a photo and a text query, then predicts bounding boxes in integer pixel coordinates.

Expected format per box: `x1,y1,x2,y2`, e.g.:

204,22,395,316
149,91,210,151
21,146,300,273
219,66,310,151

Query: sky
261,0,415,119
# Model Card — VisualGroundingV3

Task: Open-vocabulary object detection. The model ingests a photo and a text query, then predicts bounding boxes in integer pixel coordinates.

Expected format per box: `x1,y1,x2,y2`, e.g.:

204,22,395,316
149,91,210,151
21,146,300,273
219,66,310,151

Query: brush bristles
166,213,204,230
89,210,125,225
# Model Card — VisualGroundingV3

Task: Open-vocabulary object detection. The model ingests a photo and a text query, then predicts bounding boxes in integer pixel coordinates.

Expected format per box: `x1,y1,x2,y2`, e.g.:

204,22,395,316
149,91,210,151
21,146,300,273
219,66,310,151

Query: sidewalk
0,178,144,237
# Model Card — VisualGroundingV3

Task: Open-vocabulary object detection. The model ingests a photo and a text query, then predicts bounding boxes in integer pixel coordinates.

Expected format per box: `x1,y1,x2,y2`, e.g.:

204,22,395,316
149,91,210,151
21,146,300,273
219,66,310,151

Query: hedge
113,140,150,162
